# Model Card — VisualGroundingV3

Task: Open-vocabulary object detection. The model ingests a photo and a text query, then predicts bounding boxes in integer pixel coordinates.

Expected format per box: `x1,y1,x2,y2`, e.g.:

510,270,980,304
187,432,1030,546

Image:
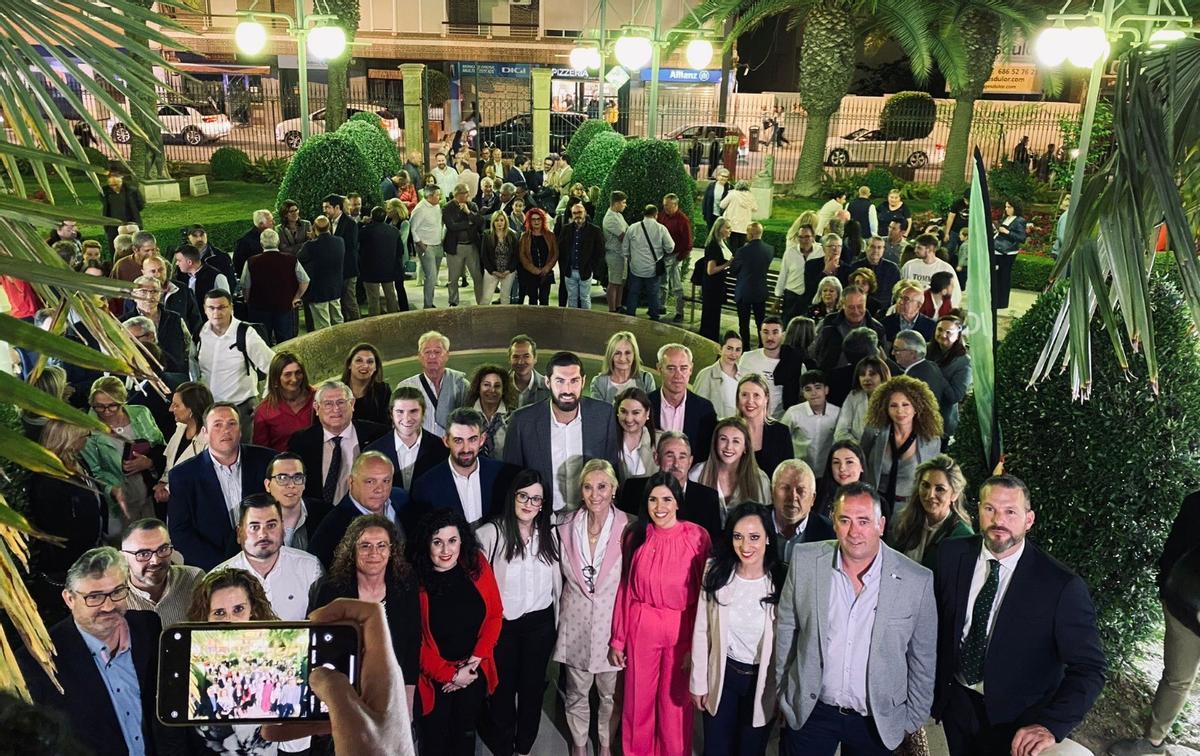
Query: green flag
967,148,1002,470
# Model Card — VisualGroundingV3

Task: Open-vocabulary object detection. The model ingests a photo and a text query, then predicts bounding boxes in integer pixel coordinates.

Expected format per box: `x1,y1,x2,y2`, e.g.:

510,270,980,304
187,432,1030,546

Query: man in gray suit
504,350,621,512
398,330,467,438
731,221,774,349
776,481,937,755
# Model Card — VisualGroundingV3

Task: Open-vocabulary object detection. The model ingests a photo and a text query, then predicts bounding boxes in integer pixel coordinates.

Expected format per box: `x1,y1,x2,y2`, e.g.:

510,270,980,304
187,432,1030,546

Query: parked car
476,112,586,156
664,123,749,158
824,128,945,168
107,103,232,146
275,104,402,150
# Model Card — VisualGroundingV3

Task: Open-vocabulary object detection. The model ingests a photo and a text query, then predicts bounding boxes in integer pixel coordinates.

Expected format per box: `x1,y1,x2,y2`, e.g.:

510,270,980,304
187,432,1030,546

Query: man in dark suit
554,201,606,309
810,286,888,372
803,232,853,298
288,379,387,512
17,546,183,755
410,407,521,531
882,282,937,349
297,215,346,328
323,194,361,321
504,351,621,512
770,459,835,562
618,431,722,543
364,385,449,490
702,167,730,228
649,343,717,463
933,475,1106,756
851,236,901,315
307,451,411,567
825,326,881,408
892,330,957,437
730,222,774,350
168,403,276,570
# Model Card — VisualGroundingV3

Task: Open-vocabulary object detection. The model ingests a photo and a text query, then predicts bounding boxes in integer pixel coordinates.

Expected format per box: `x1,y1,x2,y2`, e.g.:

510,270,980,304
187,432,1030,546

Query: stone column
400,63,427,162
532,67,552,161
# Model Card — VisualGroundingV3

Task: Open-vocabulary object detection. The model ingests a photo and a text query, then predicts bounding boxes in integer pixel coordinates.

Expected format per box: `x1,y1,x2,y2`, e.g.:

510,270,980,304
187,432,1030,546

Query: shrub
1010,253,1055,291
210,147,251,181
275,131,381,219
573,131,627,195
879,91,936,140
926,185,959,217
951,275,1200,669
987,160,1041,207
244,156,290,185
82,146,110,170
860,167,899,200
564,119,614,165
337,119,402,182
426,69,450,107
348,110,383,128
603,138,696,224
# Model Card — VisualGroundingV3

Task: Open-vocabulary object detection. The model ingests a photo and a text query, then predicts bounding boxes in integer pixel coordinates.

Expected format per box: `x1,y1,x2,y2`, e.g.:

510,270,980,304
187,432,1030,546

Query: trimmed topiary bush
573,131,627,196
210,146,251,181
860,167,899,200
879,91,936,140
337,119,402,184
275,131,382,219
603,138,696,224
564,119,614,165
951,275,1200,669
349,110,383,128
987,160,1041,207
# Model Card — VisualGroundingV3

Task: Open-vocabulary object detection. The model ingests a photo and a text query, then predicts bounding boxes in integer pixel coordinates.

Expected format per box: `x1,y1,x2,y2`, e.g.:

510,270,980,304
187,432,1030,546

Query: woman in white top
690,501,780,756
718,181,758,248
834,356,892,444
475,469,562,756
614,387,658,483
588,330,657,404
690,416,771,524
465,363,516,459
693,330,744,419
153,381,212,506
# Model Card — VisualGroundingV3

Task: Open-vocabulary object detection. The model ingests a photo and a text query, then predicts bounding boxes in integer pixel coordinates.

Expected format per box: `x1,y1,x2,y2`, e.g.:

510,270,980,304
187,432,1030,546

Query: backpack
195,321,266,380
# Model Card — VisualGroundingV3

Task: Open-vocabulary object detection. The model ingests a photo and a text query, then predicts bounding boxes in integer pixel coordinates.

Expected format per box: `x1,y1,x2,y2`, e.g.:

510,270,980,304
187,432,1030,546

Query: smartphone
157,621,360,726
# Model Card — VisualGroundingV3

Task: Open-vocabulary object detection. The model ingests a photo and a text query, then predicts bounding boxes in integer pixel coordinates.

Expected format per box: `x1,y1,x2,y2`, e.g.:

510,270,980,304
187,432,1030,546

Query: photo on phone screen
158,622,359,726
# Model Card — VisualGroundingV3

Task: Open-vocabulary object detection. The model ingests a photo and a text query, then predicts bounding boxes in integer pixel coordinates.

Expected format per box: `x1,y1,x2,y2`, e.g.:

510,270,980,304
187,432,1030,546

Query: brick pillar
532,67,552,163
400,63,427,162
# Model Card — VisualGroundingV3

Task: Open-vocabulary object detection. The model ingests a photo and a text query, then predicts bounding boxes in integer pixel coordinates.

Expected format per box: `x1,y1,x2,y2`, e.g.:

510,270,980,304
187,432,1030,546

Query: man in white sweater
900,233,962,308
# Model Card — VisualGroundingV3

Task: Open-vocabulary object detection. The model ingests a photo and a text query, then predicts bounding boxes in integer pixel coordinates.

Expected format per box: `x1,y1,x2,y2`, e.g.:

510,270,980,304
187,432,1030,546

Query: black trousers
941,683,1021,756
781,290,805,329
737,300,766,350
518,273,552,305
483,606,557,756
699,280,726,341
781,701,891,756
419,675,487,756
992,253,1016,309
701,658,772,756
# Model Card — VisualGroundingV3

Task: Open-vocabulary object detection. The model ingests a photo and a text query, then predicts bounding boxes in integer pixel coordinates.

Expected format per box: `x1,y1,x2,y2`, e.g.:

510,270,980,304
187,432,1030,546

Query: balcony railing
442,21,538,39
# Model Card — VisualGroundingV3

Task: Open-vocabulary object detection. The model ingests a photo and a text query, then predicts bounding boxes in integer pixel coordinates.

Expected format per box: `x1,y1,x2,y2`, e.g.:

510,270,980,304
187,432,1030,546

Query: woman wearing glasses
310,514,420,715
554,459,632,756
83,375,166,527
475,469,561,756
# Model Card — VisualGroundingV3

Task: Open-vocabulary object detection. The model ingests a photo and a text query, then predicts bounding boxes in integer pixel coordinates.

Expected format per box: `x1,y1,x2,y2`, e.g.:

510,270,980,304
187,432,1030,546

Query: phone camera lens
173,632,182,640
323,633,333,642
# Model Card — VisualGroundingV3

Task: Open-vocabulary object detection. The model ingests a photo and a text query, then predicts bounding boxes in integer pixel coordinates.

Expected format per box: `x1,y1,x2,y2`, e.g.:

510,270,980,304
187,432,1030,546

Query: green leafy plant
987,160,1041,207
879,91,937,140
426,69,451,107
603,139,696,224
564,119,615,165
275,131,382,219
572,131,628,195
244,156,291,186
348,110,384,128
209,147,251,181
952,275,1200,669
860,167,902,200
336,119,402,182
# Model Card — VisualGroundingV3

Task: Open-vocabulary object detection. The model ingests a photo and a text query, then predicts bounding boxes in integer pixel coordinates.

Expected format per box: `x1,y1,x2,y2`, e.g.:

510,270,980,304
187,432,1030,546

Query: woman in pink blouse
609,471,711,756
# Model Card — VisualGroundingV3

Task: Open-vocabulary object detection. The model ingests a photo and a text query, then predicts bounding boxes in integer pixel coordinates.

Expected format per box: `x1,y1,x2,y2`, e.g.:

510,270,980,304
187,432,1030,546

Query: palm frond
870,0,936,81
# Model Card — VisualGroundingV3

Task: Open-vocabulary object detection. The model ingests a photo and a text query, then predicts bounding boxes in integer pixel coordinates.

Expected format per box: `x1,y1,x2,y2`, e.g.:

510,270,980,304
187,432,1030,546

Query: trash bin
748,125,761,152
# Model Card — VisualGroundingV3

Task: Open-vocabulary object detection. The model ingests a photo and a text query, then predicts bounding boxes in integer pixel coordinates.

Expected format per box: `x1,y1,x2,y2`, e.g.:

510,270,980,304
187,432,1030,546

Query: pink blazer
552,508,632,673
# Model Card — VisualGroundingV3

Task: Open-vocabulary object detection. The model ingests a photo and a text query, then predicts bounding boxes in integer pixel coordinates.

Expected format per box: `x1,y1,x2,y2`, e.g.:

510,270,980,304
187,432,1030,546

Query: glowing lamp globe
686,39,714,70
614,35,652,70
1066,26,1109,68
235,21,268,56
570,47,602,71
1034,27,1071,67
308,25,347,60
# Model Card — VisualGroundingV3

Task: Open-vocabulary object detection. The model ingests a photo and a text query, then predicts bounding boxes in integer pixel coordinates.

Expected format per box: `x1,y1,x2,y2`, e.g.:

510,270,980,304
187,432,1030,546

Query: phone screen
157,622,359,726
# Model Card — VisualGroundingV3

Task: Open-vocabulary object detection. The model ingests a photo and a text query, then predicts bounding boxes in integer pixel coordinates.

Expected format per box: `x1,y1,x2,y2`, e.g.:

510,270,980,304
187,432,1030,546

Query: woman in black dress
341,342,391,426
700,217,734,341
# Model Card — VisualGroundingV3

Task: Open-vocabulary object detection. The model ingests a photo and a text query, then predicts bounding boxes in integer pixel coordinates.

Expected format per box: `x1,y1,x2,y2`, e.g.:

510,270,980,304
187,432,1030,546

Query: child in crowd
782,370,841,481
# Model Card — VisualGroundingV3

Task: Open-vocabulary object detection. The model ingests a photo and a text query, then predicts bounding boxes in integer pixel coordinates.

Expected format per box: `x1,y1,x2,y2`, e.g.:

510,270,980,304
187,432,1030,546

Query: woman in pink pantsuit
609,471,712,756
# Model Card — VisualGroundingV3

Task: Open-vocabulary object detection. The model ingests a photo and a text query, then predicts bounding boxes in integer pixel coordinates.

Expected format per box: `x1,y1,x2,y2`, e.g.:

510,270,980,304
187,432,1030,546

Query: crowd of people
5,150,1194,756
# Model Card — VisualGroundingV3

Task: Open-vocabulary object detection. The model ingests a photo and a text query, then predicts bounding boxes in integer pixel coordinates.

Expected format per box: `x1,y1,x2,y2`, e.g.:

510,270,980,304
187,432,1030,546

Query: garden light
234,21,268,56
307,24,346,60
685,39,714,70
1066,26,1110,68
614,35,652,70
1034,26,1071,67
570,46,602,71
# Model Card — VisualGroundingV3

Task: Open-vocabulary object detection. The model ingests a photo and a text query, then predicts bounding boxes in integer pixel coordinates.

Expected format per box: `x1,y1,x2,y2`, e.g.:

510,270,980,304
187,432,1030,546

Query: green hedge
210,147,251,181
564,119,614,165
348,111,383,127
336,119,401,183
573,131,627,195
880,91,936,140
605,139,696,224
275,131,382,220
951,275,1200,668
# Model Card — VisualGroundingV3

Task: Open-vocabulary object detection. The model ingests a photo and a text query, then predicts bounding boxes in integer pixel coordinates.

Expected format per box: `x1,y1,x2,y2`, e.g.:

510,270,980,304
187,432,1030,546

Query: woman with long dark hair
833,356,892,445
413,509,503,756
153,381,213,508
475,470,561,756
699,218,734,341
692,416,771,523
341,343,391,426
252,352,314,452
609,471,711,756
860,375,944,518
992,197,1027,309
614,386,658,483
813,439,868,517
690,502,781,756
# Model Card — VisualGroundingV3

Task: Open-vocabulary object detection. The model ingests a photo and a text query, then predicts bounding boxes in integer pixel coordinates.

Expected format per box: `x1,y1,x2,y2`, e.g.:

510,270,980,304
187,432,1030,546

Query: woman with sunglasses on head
475,470,561,756
554,460,633,756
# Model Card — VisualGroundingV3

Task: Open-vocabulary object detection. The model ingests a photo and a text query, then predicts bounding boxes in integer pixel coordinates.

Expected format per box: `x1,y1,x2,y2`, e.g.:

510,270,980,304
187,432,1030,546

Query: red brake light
203,116,220,122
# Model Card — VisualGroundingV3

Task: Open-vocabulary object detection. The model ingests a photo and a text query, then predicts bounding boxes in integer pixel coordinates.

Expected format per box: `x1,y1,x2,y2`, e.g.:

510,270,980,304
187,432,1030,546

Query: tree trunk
939,97,976,192
127,0,169,180
791,109,834,197
326,55,351,131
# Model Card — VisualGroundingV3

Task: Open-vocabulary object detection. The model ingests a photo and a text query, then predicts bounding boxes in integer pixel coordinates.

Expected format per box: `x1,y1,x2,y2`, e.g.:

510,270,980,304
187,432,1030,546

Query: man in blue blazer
307,451,411,567
648,343,716,463
363,385,449,490
168,403,276,570
730,222,775,349
409,407,521,532
504,351,620,512
932,475,1106,756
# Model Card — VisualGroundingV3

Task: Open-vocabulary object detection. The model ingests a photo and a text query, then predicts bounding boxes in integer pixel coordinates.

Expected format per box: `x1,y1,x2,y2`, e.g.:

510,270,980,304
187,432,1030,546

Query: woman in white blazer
553,459,634,756
719,181,758,248
690,501,781,756
614,387,658,483
152,381,212,506
692,330,745,420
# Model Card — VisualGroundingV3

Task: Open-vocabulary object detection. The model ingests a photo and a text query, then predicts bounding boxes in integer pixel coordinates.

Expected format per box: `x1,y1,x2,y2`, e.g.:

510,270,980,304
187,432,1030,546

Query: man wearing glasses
287,380,387,511
891,329,955,441
263,451,322,550
17,546,183,754
120,518,202,627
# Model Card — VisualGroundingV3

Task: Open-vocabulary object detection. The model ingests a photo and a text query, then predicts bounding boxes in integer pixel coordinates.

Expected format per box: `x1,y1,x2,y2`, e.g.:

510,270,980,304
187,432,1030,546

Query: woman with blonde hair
30,420,107,579
886,454,973,568
589,330,656,404
690,416,770,523
860,375,943,518
809,275,843,321
83,375,164,525
734,374,792,478
482,210,520,305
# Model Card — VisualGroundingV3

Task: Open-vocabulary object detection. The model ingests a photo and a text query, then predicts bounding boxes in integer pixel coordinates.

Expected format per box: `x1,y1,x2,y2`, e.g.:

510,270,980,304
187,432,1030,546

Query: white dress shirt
350,493,396,524
321,425,359,505
775,244,808,297
432,165,460,199
451,463,484,523
549,410,584,511
500,532,556,620
211,452,243,525
193,317,274,404
410,200,445,246
394,432,422,489
782,401,842,477
217,547,324,621
958,540,1026,693
821,549,882,715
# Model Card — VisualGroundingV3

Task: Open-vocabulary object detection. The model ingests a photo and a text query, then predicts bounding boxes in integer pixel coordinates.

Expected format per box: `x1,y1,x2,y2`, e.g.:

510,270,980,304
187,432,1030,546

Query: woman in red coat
414,508,503,756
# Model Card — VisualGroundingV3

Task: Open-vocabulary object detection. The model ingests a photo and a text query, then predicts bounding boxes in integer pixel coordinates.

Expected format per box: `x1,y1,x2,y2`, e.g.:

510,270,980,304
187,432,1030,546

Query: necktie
959,558,1001,685
323,436,343,504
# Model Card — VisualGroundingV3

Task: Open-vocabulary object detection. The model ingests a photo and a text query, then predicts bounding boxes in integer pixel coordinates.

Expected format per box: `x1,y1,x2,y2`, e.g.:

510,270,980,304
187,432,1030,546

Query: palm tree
933,0,1044,192
682,0,936,196
0,0,173,696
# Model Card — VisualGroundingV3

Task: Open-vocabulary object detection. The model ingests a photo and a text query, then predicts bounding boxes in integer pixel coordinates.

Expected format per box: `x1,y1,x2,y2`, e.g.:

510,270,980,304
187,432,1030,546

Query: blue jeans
565,270,592,308
781,701,892,756
701,659,772,756
624,273,662,319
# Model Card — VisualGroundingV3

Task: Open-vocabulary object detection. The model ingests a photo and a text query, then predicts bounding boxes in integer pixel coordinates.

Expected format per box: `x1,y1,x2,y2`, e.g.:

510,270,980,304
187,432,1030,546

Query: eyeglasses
122,544,174,562
74,585,130,607
270,473,307,487
581,564,596,594
356,542,392,555
319,399,350,410
515,491,544,507
91,402,122,413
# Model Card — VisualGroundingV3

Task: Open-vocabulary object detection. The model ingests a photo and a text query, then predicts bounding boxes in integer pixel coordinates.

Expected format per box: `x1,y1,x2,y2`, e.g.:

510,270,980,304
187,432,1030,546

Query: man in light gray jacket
621,204,675,321
775,480,936,755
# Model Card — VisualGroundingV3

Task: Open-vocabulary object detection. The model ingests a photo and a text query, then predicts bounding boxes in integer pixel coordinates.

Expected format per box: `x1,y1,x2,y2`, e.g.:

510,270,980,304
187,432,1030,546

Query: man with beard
504,350,621,511
216,493,323,621
932,475,1106,756
409,407,520,528
616,431,721,543
770,459,835,562
120,518,202,627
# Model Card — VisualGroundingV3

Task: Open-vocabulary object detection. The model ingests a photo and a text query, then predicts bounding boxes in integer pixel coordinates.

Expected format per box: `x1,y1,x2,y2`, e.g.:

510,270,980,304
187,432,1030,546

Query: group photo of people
189,627,311,722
